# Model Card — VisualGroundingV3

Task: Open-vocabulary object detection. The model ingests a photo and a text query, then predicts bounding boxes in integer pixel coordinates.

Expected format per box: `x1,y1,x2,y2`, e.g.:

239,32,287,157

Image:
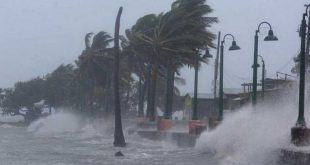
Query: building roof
185,88,244,99
223,88,244,95
186,93,227,99
186,93,215,99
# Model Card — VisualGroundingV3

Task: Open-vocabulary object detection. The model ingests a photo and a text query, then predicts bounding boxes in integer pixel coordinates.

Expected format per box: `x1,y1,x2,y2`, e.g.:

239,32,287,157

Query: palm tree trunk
89,89,94,115
146,63,152,118
126,86,130,103
104,88,110,115
106,73,113,115
149,60,158,122
142,81,147,115
164,63,174,119
138,74,144,117
49,105,52,114
113,6,126,147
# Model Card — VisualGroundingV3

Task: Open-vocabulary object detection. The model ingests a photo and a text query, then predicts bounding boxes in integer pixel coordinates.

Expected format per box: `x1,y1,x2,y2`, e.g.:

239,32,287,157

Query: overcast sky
0,0,308,94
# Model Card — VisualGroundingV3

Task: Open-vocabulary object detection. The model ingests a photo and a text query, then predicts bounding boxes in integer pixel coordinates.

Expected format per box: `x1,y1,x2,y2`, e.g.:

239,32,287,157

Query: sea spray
27,111,116,140
0,124,16,129
77,124,106,139
0,114,24,123
195,100,310,165
27,112,82,136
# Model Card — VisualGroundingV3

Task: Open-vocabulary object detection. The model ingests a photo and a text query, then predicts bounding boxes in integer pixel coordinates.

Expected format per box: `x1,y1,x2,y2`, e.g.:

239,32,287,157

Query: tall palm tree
126,0,217,121
77,8,126,146
77,31,114,114
113,6,126,147
121,42,148,117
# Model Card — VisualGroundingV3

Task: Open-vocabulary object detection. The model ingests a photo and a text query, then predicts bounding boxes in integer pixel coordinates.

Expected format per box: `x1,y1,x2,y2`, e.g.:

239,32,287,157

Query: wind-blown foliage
126,0,217,120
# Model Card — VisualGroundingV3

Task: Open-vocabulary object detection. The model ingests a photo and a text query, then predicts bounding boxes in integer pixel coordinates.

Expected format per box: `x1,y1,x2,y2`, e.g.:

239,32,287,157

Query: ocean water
0,84,306,165
0,112,216,165
196,97,310,165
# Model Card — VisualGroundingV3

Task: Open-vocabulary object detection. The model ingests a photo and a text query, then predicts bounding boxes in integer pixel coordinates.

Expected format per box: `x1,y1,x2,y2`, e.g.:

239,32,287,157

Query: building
183,88,249,121
181,76,295,122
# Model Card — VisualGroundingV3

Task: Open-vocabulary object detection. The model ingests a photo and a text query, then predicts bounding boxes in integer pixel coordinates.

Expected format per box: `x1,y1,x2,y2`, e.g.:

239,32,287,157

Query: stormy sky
0,0,308,94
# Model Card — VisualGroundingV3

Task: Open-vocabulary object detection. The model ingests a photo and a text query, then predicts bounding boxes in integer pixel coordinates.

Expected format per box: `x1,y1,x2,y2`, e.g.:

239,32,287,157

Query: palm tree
164,0,218,119
77,8,127,146
122,43,148,118
78,31,114,81
44,64,77,110
126,14,161,121
77,31,114,114
126,0,217,121
113,6,126,147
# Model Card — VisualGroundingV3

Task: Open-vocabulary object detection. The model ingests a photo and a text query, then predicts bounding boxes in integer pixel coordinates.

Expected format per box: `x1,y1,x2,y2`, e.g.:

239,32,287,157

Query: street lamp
192,48,213,120
258,55,265,100
189,48,213,134
296,9,308,128
252,22,278,106
203,48,213,59
291,4,310,146
218,34,241,121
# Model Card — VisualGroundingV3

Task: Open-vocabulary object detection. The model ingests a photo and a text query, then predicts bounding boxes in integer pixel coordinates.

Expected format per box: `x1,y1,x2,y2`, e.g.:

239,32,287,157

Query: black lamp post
192,49,213,120
218,34,241,121
296,6,309,128
258,55,265,100
291,5,310,146
252,22,278,106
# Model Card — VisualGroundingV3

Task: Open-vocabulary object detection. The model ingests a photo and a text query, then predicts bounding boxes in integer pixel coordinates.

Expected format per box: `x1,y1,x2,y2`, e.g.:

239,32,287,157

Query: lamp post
258,55,265,100
189,49,213,134
291,5,310,146
296,8,308,128
192,49,213,120
252,22,278,106
218,34,241,121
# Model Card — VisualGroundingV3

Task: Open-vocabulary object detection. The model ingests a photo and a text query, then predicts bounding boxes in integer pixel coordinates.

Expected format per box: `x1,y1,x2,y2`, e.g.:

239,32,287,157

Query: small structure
241,77,295,103
264,78,294,90
183,93,221,121
183,89,249,121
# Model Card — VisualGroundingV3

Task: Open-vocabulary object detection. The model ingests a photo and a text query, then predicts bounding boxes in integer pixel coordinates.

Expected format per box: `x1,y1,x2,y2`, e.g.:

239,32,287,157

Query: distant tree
44,64,77,109
1,78,45,123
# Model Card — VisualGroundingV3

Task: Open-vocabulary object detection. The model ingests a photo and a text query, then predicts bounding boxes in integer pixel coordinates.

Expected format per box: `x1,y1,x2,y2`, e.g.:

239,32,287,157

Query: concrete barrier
157,119,173,131
136,130,197,148
279,149,310,165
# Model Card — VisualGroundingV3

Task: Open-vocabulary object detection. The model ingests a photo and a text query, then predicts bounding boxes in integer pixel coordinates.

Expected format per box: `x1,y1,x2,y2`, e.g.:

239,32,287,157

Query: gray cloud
0,0,307,95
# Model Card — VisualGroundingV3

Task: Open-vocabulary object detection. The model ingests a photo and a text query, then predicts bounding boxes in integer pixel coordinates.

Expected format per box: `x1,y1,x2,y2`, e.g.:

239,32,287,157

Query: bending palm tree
126,0,217,121
113,6,126,147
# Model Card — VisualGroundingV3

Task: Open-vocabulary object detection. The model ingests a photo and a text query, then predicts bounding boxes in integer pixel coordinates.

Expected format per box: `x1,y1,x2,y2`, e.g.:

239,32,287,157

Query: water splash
0,124,16,129
196,98,310,165
77,124,105,139
27,112,82,136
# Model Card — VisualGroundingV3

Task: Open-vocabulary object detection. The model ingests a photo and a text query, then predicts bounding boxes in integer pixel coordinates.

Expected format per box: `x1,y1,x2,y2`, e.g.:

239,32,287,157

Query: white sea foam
27,112,82,136
27,111,114,140
0,115,24,123
195,98,310,165
77,124,104,139
0,124,15,129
